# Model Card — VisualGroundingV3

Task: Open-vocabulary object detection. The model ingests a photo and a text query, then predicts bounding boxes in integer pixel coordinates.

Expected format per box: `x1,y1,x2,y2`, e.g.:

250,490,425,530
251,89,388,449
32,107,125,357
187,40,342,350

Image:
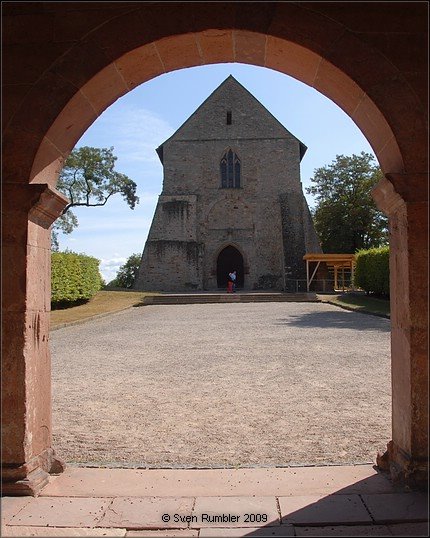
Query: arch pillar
372,176,429,490
1,183,68,495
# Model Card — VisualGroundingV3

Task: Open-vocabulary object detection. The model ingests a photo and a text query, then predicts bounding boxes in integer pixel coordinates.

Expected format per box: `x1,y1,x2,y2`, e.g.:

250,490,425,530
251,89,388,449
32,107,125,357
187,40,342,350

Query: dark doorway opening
217,246,244,289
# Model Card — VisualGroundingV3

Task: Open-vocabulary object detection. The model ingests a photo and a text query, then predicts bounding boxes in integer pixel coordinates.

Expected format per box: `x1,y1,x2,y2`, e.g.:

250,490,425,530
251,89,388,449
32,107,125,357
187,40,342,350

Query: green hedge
52,251,102,306
354,246,390,296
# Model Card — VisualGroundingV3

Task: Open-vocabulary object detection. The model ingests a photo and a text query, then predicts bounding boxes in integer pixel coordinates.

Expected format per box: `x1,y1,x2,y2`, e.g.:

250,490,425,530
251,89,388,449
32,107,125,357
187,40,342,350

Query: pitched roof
156,75,307,163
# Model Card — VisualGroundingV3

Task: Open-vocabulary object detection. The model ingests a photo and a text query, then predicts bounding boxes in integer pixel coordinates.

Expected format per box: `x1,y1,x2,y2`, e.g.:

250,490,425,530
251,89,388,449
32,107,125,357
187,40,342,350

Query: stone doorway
217,246,244,289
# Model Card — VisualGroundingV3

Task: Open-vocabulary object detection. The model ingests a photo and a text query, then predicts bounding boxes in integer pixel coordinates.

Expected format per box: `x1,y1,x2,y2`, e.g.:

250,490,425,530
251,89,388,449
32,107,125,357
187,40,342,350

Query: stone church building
135,76,321,292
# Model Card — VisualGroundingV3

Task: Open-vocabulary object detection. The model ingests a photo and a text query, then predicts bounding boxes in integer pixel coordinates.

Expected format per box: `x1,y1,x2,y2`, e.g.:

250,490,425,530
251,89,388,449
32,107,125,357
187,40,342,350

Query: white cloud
78,105,175,169
65,215,153,234
99,256,128,283
100,256,127,267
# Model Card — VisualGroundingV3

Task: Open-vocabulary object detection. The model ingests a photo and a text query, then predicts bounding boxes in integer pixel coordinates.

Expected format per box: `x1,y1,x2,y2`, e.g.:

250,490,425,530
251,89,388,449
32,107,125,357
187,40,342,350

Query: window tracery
220,149,240,188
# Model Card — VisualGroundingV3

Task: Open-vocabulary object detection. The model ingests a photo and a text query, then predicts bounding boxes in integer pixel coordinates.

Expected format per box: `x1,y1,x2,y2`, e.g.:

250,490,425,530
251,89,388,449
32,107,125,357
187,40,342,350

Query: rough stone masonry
135,76,321,292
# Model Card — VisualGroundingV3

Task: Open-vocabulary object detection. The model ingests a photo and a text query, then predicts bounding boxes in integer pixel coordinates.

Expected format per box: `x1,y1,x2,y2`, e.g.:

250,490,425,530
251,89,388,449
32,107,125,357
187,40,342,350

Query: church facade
134,76,321,292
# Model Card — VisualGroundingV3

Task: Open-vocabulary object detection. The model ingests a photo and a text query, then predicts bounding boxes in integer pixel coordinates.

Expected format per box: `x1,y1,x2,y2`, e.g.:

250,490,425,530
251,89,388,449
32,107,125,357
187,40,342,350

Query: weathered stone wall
136,77,320,291
280,191,322,291
135,195,204,291
139,240,204,291
147,195,197,241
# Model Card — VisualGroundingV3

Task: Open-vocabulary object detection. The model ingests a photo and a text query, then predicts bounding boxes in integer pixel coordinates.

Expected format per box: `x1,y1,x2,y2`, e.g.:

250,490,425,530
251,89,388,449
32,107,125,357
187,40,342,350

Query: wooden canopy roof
303,253,356,268
303,253,356,291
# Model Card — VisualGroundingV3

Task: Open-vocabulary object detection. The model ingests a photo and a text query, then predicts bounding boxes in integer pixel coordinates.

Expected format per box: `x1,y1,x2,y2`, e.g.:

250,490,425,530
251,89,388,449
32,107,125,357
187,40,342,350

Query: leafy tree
306,152,388,253
52,146,139,250
108,253,142,289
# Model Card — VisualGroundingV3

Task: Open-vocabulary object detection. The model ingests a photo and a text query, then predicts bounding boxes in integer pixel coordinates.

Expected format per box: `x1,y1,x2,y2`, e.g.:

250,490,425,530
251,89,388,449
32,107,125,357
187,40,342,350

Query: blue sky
58,63,376,282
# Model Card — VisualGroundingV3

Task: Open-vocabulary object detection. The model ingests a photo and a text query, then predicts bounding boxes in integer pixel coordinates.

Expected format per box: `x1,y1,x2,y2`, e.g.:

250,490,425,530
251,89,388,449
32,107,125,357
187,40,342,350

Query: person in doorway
228,270,237,292
227,270,234,293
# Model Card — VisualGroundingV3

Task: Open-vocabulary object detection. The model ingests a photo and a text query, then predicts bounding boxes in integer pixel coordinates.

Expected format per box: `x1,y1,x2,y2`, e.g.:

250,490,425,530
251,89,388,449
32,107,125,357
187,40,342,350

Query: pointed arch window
220,149,241,188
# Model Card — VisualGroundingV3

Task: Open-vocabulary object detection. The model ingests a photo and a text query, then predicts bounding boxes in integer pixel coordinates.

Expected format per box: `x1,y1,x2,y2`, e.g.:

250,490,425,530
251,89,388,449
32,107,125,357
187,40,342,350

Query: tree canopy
53,146,139,249
108,253,141,289
306,152,388,253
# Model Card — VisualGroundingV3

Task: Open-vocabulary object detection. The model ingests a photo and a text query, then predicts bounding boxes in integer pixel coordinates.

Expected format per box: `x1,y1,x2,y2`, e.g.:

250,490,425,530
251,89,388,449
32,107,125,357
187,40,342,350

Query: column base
376,440,428,491
1,448,66,496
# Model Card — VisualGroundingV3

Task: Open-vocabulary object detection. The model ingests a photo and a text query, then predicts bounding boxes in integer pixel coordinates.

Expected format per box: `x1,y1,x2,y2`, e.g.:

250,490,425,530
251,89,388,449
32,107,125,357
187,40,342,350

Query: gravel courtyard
51,302,391,468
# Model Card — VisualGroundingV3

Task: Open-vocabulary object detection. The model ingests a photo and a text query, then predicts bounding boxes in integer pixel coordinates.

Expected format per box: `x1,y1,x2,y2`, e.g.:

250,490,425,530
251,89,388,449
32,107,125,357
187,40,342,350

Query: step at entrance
143,292,320,305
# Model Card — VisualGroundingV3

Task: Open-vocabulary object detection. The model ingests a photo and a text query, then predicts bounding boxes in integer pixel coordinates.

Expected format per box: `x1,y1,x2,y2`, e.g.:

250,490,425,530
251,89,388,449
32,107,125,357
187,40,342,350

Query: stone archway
217,245,245,289
2,2,428,494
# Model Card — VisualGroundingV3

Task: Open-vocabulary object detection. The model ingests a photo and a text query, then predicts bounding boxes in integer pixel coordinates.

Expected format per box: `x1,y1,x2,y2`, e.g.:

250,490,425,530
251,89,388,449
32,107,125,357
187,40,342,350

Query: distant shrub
108,253,141,289
354,246,390,296
52,251,102,307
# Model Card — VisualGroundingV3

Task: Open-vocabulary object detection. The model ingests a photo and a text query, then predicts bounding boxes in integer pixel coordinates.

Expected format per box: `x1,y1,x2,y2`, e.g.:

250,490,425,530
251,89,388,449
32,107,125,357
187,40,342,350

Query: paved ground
50,302,391,468
2,465,428,536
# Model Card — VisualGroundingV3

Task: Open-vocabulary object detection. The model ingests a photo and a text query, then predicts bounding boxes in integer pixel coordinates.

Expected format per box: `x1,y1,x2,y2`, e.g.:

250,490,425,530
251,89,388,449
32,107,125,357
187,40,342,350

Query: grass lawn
318,292,390,318
51,290,156,329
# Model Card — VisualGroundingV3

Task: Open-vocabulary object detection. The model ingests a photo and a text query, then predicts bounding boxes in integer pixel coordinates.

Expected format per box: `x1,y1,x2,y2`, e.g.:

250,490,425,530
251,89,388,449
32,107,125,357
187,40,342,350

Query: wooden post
306,259,309,292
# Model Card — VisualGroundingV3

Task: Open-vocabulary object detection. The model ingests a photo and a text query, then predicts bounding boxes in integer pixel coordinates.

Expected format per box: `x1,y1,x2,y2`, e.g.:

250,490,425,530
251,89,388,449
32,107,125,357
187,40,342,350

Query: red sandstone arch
2,2,428,494
22,32,411,186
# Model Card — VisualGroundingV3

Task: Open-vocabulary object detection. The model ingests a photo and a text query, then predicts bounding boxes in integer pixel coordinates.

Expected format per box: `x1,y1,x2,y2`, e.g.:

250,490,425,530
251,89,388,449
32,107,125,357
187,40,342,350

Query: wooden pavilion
303,253,356,292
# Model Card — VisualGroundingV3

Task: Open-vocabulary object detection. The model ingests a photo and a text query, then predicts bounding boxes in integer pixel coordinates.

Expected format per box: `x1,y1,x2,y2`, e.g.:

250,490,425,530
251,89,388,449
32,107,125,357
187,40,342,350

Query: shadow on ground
5,467,427,537
206,471,428,537
275,310,390,332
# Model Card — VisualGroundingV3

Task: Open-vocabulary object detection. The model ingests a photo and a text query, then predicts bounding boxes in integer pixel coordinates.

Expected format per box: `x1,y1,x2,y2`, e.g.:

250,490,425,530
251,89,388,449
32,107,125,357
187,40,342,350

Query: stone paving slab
278,494,372,525
2,467,428,538
3,523,428,537
8,497,112,528
294,525,391,536
39,465,395,499
192,497,279,528
387,522,430,536
361,493,429,523
272,466,395,496
97,497,194,529
199,526,295,536
125,531,198,537
1,497,33,525
1,527,126,536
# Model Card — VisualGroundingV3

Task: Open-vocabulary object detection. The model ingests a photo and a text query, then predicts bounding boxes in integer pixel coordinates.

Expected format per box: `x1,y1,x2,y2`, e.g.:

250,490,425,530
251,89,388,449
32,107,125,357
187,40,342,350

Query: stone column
1,183,68,495
373,176,429,490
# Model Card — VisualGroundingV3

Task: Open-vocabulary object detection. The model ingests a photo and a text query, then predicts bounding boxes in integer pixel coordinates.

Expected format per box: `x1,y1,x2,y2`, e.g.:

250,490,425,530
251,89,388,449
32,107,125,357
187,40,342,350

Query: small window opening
226,111,232,125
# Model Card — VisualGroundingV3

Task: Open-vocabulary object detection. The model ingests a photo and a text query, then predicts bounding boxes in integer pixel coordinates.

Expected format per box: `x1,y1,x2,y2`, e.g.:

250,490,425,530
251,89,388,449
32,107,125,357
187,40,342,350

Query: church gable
158,76,306,159
135,76,321,293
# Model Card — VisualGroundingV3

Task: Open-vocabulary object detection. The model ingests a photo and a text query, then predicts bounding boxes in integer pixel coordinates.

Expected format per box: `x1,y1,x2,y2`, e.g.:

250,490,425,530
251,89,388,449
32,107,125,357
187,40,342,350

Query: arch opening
2,3,427,493
27,30,407,187
216,245,245,289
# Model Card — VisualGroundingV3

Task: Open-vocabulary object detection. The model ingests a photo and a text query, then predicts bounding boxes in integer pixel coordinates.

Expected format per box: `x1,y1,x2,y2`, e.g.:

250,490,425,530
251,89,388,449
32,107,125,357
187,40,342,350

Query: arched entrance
217,246,245,289
1,3,427,494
